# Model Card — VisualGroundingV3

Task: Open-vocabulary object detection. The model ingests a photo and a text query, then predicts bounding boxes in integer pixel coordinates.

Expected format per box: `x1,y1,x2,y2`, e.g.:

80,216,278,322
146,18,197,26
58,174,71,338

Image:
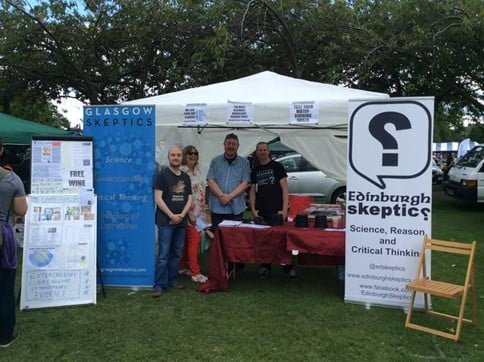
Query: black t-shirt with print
250,160,287,215
153,167,192,226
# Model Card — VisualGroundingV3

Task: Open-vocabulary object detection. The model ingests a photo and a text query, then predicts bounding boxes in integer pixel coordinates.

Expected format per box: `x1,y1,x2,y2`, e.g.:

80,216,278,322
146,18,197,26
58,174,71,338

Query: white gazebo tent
126,71,389,181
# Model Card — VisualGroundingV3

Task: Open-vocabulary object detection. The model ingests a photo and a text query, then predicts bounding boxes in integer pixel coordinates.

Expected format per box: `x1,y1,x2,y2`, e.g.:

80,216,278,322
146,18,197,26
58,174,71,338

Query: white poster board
20,194,97,310
345,97,434,308
30,138,93,194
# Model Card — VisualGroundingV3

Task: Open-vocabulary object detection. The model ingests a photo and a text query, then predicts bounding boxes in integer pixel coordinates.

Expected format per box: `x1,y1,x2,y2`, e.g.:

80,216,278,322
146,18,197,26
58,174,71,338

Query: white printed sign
289,101,319,125
21,194,97,310
345,98,434,308
31,140,93,194
227,101,254,125
183,103,208,126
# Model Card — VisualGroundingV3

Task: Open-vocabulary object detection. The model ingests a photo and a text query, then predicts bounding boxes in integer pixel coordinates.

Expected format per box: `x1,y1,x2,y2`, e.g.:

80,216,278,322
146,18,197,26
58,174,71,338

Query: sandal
191,274,208,283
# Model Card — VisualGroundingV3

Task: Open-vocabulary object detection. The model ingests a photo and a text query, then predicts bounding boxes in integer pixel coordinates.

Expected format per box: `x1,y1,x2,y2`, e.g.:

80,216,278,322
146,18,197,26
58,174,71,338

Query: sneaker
191,274,208,283
0,329,19,348
170,284,185,290
152,290,163,298
257,266,270,278
178,269,191,276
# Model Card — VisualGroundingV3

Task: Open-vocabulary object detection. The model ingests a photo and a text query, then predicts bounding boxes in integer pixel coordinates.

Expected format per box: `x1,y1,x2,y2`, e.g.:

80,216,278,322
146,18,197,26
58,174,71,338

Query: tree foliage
0,0,482,140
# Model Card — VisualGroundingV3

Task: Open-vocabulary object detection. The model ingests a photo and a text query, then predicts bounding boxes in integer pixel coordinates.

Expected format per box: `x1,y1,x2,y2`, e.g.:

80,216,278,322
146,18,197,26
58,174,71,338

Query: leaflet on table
219,220,243,226
237,223,271,229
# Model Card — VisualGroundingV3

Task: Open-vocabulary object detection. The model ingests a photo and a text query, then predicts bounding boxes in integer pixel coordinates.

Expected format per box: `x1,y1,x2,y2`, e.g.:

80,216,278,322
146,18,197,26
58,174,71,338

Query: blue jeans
153,225,186,291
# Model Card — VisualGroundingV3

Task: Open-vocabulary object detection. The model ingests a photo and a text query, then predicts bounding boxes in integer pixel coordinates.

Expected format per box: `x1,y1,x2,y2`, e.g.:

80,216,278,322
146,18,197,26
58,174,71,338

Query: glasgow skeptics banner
84,105,155,287
345,97,434,308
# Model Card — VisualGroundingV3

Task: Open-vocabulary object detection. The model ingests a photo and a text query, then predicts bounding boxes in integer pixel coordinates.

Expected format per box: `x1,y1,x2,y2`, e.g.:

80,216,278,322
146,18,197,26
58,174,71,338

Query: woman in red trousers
178,145,208,283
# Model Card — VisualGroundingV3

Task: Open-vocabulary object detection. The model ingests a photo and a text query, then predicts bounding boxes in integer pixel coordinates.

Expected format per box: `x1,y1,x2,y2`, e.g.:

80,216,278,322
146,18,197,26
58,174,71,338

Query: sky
53,97,84,129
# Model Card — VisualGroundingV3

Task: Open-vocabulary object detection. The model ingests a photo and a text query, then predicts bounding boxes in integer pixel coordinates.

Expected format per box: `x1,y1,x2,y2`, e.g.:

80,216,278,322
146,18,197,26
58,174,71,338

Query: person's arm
249,184,258,217
224,158,251,203
180,195,193,220
228,181,249,200
279,177,289,220
12,196,27,216
207,178,223,198
154,189,179,223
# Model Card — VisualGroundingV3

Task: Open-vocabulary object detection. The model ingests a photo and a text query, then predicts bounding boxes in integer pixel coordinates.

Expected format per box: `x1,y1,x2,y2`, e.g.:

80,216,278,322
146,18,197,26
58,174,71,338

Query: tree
347,0,483,137
0,0,481,135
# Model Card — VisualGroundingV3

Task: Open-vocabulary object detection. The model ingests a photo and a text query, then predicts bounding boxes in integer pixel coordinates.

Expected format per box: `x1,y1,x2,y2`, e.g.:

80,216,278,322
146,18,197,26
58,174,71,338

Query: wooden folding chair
405,235,477,341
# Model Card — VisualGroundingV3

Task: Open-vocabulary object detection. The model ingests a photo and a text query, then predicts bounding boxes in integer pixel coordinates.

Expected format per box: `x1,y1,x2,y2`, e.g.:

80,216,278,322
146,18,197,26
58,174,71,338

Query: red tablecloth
198,223,345,293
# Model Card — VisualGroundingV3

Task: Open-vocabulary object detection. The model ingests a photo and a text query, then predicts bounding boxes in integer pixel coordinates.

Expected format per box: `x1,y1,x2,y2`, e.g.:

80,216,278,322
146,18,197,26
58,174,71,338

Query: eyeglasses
187,151,198,156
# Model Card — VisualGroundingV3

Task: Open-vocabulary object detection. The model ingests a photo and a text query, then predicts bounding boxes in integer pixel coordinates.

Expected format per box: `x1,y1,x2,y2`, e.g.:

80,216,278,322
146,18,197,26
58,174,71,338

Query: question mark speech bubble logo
349,101,432,189
368,112,411,167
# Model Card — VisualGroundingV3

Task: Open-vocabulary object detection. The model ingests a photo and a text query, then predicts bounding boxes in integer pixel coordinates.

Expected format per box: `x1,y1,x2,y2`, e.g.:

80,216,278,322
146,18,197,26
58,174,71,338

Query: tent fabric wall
126,71,389,181
0,112,69,144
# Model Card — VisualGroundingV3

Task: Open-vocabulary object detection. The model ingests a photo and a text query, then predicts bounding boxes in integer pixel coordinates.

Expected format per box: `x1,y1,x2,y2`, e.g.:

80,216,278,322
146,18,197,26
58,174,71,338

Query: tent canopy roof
127,71,388,128
1,112,69,144
125,71,389,181
130,71,387,107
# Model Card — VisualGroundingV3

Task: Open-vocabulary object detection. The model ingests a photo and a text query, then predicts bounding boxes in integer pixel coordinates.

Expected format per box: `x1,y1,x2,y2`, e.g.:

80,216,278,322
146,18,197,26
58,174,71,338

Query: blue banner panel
83,105,155,287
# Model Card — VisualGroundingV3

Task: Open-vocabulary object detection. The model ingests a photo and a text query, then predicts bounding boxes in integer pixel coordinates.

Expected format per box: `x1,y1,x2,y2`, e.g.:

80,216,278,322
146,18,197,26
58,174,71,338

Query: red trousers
179,225,201,276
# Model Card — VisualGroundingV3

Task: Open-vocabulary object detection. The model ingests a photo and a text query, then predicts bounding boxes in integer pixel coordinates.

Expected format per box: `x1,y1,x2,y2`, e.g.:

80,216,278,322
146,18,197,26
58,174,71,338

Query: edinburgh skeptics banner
345,97,434,308
84,105,155,287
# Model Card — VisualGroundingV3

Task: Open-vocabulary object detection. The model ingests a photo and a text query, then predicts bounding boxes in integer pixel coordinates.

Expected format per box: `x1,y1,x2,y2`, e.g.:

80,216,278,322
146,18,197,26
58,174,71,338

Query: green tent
0,112,69,144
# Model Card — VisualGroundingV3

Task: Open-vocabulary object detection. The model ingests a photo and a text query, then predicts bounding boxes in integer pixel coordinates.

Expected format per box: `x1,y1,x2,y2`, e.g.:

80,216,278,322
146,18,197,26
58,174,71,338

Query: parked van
444,145,484,203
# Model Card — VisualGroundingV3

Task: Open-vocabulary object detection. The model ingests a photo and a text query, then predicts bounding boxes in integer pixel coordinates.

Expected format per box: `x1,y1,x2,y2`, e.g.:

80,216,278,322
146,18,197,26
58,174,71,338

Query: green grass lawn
3,189,483,361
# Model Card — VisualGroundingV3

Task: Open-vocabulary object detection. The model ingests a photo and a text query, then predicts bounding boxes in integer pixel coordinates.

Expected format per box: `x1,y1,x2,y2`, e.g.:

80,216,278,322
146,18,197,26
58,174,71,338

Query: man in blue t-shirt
152,146,192,297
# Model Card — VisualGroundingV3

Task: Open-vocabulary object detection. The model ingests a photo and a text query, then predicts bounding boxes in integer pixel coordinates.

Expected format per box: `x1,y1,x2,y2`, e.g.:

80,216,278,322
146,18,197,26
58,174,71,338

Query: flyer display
345,97,434,308
20,194,97,309
31,138,93,194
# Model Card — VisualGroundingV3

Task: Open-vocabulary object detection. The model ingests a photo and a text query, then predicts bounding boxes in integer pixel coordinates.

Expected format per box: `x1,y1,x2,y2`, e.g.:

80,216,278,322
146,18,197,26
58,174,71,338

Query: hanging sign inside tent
345,97,434,309
83,105,155,287
289,101,319,125
183,103,208,126
227,101,254,125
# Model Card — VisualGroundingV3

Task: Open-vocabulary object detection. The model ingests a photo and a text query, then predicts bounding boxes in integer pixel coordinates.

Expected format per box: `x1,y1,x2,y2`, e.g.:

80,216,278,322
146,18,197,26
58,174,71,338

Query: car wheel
331,187,346,204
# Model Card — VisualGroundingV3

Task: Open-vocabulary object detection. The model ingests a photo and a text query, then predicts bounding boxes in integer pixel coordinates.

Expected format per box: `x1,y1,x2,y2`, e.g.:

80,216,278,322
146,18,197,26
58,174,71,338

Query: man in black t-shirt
152,146,192,297
249,142,295,278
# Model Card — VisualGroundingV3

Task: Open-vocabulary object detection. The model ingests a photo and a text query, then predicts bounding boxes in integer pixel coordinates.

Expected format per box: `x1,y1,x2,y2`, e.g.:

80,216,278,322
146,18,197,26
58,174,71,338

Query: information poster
31,138,93,194
83,105,155,287
20,194,97,309
227,101,254,124
183,103,208,126
289,101,319,125
345,97,434,308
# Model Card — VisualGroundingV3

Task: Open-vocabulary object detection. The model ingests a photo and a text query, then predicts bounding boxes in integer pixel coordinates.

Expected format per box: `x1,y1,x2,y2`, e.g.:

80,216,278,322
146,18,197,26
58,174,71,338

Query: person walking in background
0,138,27,348
207,133,251,228
178,145,208,284
249,142,295,278
152,146,192,297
